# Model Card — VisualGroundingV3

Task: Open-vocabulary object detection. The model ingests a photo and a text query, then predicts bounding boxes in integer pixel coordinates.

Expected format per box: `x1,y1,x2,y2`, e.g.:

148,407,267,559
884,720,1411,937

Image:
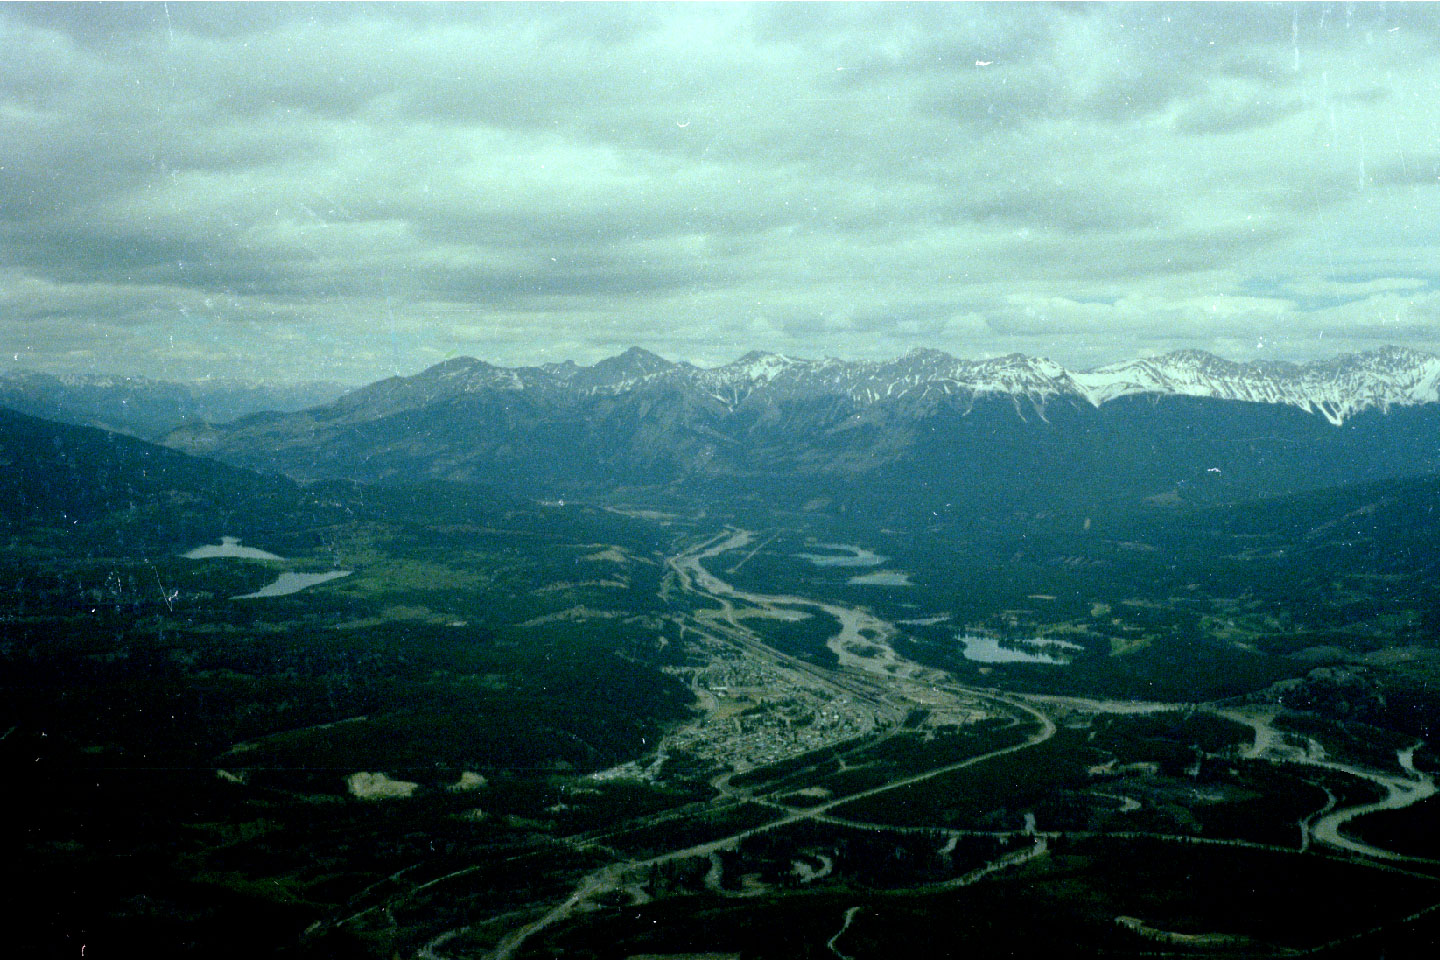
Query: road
409,529,1439,959
477,530,1059,960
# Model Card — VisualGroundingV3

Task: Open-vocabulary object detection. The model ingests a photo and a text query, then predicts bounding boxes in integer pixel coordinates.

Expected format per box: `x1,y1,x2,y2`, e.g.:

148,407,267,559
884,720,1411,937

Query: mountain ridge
0,368,348,439
160,343,1440,511
334,345,1440,426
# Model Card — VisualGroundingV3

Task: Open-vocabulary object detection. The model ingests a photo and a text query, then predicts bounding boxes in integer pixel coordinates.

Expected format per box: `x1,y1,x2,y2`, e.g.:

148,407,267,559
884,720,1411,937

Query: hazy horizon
6,3,1440,383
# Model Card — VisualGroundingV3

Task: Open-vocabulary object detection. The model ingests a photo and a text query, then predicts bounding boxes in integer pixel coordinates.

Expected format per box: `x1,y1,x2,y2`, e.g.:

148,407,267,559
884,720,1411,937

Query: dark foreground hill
0,405,310,553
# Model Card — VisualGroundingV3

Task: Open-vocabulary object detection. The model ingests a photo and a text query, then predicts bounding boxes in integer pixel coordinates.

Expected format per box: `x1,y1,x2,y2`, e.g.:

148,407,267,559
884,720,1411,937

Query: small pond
235,570,352,599
795,543,886,567
848,570,912,586
185,536,284,561
958,633,1081,665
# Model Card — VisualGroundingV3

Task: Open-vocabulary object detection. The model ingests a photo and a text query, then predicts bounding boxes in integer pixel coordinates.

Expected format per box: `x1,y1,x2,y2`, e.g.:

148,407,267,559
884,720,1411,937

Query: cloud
1172,89,1305,136
1282,277,1429,299
4,3,1440,382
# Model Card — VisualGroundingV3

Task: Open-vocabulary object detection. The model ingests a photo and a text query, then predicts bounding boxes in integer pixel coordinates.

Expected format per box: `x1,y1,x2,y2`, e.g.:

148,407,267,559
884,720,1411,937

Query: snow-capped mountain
309,345,1440,426
694,345,1440,421
1073,346,1440,424
161,344,1440,510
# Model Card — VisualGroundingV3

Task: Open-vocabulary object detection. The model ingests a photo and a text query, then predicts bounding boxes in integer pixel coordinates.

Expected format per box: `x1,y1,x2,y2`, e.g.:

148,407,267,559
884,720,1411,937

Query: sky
4,2,1440,385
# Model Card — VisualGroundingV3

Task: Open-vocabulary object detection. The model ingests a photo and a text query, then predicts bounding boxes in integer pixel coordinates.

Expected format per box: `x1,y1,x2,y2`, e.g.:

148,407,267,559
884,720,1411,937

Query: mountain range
189,344,1440,425
158,345,1440,516
0,368,347,440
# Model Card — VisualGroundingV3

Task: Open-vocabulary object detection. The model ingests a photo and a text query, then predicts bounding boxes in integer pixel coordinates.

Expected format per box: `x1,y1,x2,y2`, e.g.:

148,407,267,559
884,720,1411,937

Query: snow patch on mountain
371,345,1440,426
1074,347,1440,424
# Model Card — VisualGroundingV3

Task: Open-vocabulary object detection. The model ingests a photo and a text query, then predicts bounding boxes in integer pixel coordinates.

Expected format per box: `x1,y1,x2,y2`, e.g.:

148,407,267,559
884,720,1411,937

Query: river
1219,706,1437,861
675,530,938,682
476,529,1060,960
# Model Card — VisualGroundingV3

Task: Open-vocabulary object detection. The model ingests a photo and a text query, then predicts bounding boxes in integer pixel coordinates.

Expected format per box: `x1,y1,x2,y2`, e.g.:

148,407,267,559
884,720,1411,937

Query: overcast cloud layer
5,2,1440,383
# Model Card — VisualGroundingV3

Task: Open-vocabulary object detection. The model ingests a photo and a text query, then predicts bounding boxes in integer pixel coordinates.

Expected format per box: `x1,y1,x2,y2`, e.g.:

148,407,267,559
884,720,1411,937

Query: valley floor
12,475,1440,959
343,529,1440,960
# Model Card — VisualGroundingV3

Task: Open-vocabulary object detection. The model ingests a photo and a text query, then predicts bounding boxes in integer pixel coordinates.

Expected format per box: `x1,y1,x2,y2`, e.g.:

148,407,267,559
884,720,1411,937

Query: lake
848,570,912,586
185,536,285,561
235,570,352,599
958,633,1081,665
796,543,886,567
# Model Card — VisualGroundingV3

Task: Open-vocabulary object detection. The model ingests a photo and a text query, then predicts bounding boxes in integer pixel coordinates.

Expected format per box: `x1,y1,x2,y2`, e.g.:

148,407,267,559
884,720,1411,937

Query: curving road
479,530,1058,960
425,528,1438,960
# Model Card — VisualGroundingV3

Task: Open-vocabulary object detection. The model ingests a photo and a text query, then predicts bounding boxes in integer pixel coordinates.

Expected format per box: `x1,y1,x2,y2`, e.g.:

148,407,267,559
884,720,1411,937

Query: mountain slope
0,407,311,553
1074,346,1440,424
177,345,1440,427
0,369,347,440
161,346,1440,510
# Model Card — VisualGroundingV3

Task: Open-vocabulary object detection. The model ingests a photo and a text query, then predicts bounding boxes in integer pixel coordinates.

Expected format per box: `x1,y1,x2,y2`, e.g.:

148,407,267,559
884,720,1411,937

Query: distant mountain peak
596,346,672,371
722,350,799,383
0,367,348,438
1369,343,1427,359
232,344,1440,431
901,347,955,362
570,346,680,393
620,345,668,363
1153,347,1226,366
731,349,790,364
1073,346,1440,424
431,356,487,377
